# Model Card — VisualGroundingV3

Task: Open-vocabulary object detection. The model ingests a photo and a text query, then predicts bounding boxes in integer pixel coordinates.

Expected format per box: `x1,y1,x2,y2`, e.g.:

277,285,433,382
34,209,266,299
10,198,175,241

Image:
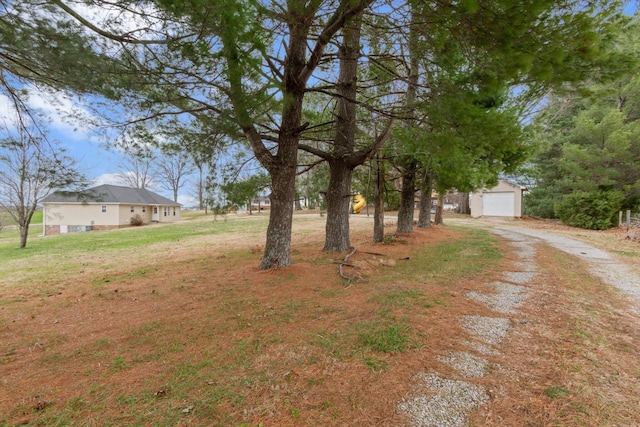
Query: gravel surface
461,315,513,346
436,351,489,378
501,271,537,284
399,228,539,426
398,373,490,427
459,339,500,356
497,226,640,314
466,281,528,314
399,222,640,426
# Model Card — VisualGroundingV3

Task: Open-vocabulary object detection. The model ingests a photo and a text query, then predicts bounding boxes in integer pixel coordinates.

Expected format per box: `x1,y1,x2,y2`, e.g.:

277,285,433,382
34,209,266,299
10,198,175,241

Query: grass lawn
1,213,639,426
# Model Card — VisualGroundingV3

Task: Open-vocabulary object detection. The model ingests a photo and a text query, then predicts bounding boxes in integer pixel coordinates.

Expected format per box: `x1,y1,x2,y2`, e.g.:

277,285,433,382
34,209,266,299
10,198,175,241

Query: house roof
42,184,180,206
497,178,527,190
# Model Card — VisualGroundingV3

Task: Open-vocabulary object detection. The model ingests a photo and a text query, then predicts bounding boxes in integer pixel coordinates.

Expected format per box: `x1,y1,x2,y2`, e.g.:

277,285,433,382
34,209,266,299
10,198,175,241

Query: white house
42,184,181,235
470,179,526,218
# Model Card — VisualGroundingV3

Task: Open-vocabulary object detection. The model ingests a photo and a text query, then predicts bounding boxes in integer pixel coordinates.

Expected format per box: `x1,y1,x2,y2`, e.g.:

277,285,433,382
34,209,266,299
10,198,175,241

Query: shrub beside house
42,184,181,235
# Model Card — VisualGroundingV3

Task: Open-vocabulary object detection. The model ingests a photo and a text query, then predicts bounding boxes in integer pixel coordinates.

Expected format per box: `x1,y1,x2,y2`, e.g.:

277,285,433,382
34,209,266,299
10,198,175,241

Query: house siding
42,185,182,235
43,202,179,235
157,205,181,223
45,203,120,227
119,204,142,225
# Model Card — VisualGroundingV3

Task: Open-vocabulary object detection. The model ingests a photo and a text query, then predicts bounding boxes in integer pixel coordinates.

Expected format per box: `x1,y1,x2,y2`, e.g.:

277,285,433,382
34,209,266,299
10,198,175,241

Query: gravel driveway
399,220,640,426
496,226,640,314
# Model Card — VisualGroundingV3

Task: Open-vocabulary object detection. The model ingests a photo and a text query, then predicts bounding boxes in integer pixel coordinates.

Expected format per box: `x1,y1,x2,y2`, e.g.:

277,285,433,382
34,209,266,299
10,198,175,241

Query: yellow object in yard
352,194,366,214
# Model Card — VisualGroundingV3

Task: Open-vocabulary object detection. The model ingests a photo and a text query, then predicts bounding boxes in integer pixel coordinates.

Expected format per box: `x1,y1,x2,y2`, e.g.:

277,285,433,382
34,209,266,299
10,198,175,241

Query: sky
1,0,638,207
0,0,200,207
0,88,200,206
0,89,155,192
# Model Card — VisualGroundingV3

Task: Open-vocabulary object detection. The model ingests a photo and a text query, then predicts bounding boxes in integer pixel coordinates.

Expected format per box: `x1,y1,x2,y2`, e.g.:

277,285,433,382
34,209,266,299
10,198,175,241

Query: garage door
483,192,515,217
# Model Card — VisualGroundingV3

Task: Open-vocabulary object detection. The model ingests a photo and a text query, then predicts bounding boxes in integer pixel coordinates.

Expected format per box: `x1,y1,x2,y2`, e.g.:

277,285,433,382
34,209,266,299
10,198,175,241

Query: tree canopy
1,0,633,262
524,13,640,228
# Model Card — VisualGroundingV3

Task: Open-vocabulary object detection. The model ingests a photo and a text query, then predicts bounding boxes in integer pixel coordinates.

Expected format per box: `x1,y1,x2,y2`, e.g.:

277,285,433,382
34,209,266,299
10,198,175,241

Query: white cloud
91,173,126,186
26,1,175,60
0,94,17,130
27,89,97,140
0,85,98,143
177,194,197,207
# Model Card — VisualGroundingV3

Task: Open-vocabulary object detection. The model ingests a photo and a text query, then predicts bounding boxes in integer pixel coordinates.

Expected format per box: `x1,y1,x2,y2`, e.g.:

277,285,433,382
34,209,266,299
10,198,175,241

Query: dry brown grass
1,214,639,426
470,240,640,426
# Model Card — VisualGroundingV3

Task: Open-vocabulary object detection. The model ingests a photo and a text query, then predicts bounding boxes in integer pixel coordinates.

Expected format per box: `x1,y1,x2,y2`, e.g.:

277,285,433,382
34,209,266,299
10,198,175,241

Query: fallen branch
338,247,358,287
360,250,386,256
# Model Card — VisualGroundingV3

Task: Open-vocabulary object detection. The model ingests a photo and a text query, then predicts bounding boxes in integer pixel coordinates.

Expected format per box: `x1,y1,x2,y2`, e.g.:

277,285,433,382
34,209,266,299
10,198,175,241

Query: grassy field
0,210,43,245
1,210,261,259
0,211,274,291
1,213,639,426
0,209,42,226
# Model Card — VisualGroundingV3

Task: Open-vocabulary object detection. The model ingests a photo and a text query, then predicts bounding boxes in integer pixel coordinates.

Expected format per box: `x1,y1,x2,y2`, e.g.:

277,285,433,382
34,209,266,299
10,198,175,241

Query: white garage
470,180,526,218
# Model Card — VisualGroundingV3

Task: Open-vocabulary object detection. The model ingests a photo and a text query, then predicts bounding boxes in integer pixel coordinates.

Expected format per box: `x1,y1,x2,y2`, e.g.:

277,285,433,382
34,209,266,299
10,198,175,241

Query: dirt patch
1,216,640,426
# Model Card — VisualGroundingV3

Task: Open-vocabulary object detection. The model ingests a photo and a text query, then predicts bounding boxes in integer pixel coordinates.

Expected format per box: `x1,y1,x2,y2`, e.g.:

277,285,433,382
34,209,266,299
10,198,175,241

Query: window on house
173,208,176,216
130,206,134,213
101,205,106,213
153,206,158,214
142,206,146,213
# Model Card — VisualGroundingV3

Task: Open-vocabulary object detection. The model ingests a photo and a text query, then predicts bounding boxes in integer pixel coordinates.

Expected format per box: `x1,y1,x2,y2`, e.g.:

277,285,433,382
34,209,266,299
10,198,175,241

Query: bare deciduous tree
117,145,156,189
156,150,194,202
0,128,84,248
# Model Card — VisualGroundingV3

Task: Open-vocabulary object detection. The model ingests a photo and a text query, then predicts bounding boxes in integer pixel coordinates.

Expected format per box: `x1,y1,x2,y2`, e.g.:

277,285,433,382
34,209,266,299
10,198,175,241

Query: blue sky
0,88,119,179
0,0,200,205
0,87,201,205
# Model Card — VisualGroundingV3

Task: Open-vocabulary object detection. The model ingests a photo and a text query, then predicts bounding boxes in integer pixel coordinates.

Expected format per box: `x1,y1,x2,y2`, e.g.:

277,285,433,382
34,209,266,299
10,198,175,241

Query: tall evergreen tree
525,13,639,223
1,0,632,265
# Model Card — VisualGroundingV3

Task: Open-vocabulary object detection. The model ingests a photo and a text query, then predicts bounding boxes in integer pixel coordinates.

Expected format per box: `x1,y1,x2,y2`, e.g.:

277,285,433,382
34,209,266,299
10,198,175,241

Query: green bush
524,187,561,218
555,190,624,230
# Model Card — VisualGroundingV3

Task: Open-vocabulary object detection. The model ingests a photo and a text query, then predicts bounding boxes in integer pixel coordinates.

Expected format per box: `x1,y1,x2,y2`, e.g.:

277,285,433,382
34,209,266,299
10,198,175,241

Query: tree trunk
324,159,353,251
197,165,206,212
457,192,470,214
17,208,34,248
396,161,417,234
260,165,296,269
257,25,304,268
256,96,301,268
396,11,420,235
222,9,305,269
417,171,433,228
323,13,361,252
373,155,385,243
221,2,372,269
19,225,28,248
434,192,445,225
